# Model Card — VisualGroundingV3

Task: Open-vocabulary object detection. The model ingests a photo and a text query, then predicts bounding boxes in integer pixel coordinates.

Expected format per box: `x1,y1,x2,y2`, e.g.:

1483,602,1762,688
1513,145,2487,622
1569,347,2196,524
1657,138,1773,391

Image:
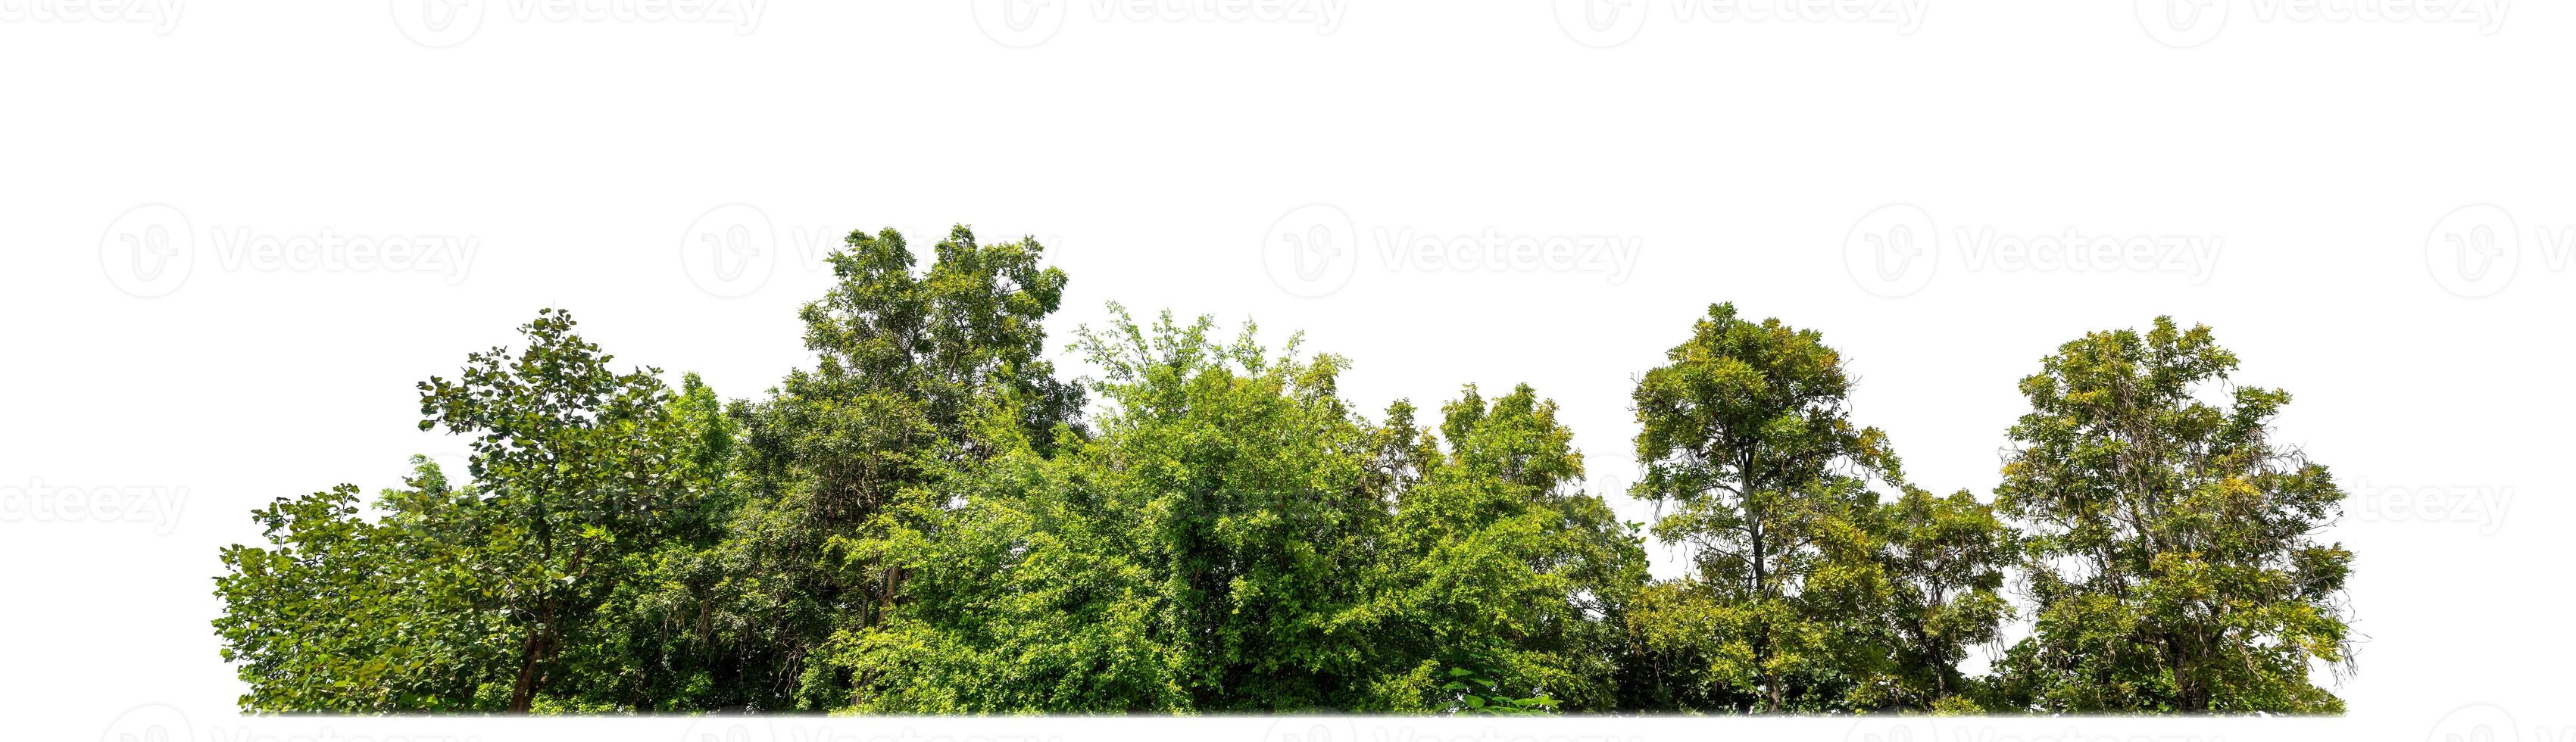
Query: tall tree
701,225,1077,709
546,373,741,711
1622,302,1903,713
1989,318,2353,713
412,308,714,712
1869,486,2015,712
1363,384,1649,712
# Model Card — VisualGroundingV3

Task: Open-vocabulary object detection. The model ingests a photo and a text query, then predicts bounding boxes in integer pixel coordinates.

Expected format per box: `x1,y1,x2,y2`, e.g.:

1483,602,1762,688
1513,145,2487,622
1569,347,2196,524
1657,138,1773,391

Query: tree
829,307,1393,712
1621,302,1918,713
1870,486,2015,712
1363,384,1648,712
1988,318,2353,714
215,310,722,712
212,468,505,712
694,225,1078,710
211,276,2358,716
545,373,740,711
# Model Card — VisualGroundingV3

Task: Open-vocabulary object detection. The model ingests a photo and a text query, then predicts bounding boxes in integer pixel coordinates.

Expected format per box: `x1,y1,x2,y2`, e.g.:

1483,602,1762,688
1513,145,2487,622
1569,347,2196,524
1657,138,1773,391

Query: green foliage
1870,486,2016,711
648,224,1079,711
1987,318,2353,714
826,308,1388,712
1363,383,1647,712
209,241,2353,716
1440,665,1560,716
822,310,1641,713
215,310,724,712
1622,302,1946,714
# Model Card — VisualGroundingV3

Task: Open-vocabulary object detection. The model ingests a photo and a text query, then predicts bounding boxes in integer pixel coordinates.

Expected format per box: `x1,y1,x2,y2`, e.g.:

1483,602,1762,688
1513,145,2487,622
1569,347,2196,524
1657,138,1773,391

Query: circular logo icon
679,716,776,742
2425,204,2518,298
1844,203,1940,298
392,0,486,48
973,0,1067,48
1261,203,1360,298
681,204,779,298
1554,0,1647,48
2135,0,2229,48
1262,717,1360,742
1844,715,1941,742
99,204,195,298
101,704,192,742
2428,704,2520,742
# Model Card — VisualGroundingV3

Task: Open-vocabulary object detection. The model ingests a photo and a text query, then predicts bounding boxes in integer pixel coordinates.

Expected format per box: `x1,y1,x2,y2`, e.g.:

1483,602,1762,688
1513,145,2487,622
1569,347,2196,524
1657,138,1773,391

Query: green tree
1621,302,1908,713
409,309,715,712
1869,486,2015,712
1988,318,2353,714
1363,384,1648,712
543,373,740,712
212,467,504,712
215,310,722,712
829,307,1391,712
211,269,2358,716
696,225,1077,709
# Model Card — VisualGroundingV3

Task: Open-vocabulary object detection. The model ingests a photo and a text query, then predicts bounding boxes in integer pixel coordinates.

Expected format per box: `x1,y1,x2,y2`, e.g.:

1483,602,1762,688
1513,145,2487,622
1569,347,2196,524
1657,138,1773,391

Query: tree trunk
507,623,543,712
507,599,558,713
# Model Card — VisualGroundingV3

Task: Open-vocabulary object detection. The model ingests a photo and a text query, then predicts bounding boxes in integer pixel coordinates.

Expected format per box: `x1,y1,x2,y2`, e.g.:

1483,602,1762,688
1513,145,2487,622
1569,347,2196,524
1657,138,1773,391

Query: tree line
212,226,2356,715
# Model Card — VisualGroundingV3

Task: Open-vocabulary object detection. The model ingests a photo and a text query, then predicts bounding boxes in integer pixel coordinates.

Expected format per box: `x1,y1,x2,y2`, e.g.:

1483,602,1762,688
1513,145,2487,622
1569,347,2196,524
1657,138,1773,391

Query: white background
2,1,2567,740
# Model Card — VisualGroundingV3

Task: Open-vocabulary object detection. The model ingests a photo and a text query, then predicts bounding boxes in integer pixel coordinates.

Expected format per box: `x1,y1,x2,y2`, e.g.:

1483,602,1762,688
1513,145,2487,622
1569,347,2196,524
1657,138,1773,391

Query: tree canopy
212,226,2355,716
